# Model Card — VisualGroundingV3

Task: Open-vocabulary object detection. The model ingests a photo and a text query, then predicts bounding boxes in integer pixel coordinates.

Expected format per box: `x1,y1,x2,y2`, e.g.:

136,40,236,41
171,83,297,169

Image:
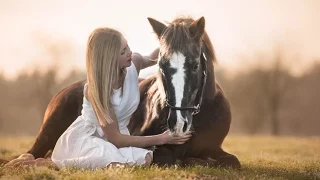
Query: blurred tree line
217,51,320,136
0,42,319,136
0,66,86,135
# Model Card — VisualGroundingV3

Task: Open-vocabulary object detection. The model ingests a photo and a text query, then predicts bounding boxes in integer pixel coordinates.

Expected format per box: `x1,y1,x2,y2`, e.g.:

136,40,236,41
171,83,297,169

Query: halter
159,52,208,116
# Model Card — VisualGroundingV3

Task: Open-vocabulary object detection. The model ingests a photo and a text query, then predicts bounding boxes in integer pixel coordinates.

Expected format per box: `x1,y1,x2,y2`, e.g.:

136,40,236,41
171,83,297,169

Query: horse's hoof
216,155,241,169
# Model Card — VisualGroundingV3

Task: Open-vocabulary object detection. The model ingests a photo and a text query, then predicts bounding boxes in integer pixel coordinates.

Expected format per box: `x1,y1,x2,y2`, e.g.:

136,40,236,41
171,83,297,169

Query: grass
0,135,319,180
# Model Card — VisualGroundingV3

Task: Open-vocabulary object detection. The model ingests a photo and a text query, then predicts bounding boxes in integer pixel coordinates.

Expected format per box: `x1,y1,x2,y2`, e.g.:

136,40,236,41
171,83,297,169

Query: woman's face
118,36,132,68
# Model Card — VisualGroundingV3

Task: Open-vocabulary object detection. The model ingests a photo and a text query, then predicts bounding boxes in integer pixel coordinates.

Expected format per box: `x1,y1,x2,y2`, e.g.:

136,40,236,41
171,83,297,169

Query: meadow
0,135,319,180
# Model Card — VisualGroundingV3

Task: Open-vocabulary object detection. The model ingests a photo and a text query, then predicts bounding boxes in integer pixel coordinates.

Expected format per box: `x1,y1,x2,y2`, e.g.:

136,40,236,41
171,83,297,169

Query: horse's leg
27,80,85,158
203,148,241,168
152,147,176,167
214,148,241,168
198,87,240,168
181,148,240,168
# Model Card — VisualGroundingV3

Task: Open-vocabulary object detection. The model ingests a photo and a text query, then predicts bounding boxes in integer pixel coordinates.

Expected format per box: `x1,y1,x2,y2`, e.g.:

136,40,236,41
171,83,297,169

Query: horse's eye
193,64,199,71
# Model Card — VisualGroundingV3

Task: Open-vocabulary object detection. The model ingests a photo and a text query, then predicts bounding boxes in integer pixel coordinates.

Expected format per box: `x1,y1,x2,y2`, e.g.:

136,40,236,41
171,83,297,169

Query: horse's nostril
183,122,188,132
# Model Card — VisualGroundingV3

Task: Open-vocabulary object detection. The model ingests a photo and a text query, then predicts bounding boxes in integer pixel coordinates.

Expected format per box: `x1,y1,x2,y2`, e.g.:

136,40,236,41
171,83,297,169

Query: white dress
51,63,152,169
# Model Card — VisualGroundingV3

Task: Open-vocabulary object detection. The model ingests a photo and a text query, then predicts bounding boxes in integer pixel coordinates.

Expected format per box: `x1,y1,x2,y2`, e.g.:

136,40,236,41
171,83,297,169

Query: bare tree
265,49,292,135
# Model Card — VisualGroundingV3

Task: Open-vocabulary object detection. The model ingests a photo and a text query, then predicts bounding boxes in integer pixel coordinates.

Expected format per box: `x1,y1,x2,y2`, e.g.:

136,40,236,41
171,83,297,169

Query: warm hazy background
0,0,319,136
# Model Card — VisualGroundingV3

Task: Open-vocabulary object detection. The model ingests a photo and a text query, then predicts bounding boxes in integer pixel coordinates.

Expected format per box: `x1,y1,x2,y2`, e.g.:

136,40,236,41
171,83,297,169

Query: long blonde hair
86,27,122,126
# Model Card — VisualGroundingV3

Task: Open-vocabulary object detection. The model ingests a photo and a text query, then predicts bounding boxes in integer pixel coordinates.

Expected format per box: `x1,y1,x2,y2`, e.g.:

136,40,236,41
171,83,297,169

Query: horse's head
148,17,209,136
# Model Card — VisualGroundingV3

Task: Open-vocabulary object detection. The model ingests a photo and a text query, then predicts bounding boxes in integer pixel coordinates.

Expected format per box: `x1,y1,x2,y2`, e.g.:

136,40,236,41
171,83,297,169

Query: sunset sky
1,0,319,79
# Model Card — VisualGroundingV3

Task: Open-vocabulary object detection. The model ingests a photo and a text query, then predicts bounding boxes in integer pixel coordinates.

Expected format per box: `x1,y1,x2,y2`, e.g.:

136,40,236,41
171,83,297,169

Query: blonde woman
6,27,192,169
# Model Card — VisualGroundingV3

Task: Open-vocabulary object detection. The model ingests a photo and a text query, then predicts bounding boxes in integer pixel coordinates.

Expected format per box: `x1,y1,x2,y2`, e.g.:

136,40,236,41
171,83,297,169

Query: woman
6,27,191,169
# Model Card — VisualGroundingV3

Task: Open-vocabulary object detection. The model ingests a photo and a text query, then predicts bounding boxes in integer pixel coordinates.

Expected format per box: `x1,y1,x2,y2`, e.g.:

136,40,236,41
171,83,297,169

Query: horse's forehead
168,52,186,68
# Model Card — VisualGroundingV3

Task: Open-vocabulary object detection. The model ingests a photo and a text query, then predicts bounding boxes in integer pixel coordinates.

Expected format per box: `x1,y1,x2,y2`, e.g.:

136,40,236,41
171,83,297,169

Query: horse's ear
147,17,167,39
189,17,205,40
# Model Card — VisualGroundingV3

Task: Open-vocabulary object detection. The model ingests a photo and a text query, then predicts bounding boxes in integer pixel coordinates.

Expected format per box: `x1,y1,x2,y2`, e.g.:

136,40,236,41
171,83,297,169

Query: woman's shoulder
131,53,143,74
128,61,139,77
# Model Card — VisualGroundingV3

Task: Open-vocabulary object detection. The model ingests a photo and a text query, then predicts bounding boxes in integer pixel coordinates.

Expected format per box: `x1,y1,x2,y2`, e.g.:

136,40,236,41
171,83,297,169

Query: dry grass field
0,135,319,180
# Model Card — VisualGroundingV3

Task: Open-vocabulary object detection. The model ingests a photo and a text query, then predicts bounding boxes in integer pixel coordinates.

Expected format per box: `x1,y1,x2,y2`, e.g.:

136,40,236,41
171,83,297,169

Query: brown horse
3,17,240,168
128,17,240,167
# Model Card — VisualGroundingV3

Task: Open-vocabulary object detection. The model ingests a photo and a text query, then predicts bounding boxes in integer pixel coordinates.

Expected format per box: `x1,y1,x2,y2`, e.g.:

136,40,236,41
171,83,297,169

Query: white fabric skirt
51,115,153,170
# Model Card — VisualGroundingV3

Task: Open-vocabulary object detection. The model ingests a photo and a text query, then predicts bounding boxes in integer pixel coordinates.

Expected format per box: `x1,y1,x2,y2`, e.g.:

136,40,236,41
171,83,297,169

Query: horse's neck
131,75,167,135
204,63,217,101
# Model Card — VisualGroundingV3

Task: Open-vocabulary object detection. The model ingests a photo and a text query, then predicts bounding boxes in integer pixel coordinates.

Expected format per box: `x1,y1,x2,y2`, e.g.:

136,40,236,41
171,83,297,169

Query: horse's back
28,80,86,158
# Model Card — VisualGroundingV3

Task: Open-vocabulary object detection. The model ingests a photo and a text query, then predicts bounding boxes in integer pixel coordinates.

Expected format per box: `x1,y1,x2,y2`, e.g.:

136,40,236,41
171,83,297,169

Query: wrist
157,134,165,145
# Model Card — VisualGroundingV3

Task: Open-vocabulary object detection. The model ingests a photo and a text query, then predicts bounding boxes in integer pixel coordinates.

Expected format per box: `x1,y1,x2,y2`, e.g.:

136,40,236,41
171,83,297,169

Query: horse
2,17,240,168
128,17,240,167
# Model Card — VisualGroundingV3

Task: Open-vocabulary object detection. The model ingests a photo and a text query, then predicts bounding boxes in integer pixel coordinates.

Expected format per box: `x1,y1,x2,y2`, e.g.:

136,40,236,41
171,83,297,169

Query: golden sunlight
0,0,319,78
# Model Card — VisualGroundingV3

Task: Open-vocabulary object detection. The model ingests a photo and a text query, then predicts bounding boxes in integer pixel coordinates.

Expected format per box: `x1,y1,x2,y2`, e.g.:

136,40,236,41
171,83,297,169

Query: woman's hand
160,130,192,145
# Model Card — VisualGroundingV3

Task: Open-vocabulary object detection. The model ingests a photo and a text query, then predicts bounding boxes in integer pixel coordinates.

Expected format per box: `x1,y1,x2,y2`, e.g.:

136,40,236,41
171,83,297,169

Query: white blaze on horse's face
169,52,190,136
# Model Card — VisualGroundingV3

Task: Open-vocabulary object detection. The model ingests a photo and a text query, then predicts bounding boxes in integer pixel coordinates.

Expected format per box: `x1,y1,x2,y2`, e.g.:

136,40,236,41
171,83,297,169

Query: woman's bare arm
100,119,191,148
141,47,159,69
132,48,159,73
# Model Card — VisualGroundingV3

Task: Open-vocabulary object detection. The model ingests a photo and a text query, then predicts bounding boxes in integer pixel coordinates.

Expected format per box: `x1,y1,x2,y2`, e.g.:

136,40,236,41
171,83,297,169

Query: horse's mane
160,16,217,64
